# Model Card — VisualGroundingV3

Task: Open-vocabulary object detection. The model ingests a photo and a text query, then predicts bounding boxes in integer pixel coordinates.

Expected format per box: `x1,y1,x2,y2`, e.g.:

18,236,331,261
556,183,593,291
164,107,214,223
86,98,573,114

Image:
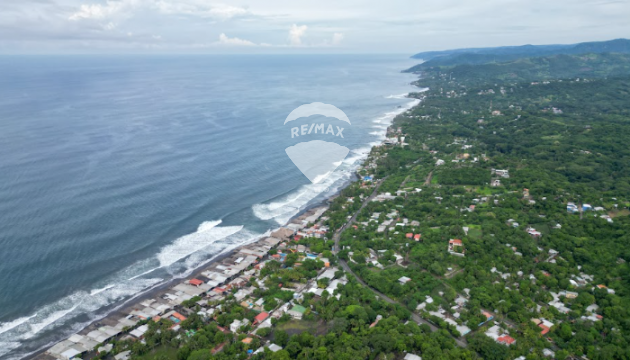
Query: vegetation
106,49,630,360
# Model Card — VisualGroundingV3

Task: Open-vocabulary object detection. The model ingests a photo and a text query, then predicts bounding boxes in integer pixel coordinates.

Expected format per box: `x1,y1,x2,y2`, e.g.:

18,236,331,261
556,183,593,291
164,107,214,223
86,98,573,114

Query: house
497,335,516,345
567,202,579,213
448,239,465,257
229,318,250,333
542,349,555,358
595,284,615,294
270,228,295,241
404,354,422,360
491,179,501,187
114,351,131,360
398,276,412,285
129,324,149,339
288,305,307,319
436,159,445,166
414,234,421,241
527,228,542,237
480,310,494,325
485,325,514,345
254,312,269,325
189,279,204,287
416,296,434,310
493,169,509,178
268,344,283,352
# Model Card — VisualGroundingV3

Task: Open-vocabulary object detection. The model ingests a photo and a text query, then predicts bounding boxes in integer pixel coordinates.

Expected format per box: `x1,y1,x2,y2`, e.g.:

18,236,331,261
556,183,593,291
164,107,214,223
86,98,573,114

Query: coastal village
33,52,630,360
42,205,341,360
40,125,621,360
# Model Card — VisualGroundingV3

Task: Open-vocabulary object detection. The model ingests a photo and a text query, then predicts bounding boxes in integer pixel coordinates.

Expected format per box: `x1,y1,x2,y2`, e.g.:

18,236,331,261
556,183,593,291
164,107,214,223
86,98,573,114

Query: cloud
69,1,135,20
331,32,343,45
154,1,250,19
218,33,255,46
69,0,251,21
288,24,307,46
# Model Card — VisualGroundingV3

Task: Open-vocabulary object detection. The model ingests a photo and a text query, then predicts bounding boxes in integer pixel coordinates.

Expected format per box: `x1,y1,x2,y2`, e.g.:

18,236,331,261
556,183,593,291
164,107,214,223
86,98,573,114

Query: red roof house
539,324,550,335
497,335,516,345
254,312,269,324
406,233,413,239
189,278,204,286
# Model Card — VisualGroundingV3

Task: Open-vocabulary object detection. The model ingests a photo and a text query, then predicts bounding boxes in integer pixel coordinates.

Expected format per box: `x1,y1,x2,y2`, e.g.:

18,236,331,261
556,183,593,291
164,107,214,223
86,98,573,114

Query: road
332,177,468,348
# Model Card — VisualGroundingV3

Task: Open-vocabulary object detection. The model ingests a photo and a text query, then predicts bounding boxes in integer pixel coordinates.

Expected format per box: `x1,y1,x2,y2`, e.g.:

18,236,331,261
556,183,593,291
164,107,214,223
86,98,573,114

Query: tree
274,330,289,347
187,349,211,360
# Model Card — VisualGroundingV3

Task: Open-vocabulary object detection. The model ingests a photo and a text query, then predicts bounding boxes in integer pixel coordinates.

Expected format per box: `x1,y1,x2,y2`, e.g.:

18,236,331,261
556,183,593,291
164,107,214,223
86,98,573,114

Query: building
254,312,269,325
404,354,422,360
229,318,250,333
189,279,204,287
398,276,412,285
288,305,307,319
448,239,465,257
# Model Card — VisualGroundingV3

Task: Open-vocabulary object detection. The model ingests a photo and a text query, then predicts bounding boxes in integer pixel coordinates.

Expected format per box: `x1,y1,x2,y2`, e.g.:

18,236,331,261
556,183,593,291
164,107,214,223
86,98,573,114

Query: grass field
276,319,329,336
134,345,178,360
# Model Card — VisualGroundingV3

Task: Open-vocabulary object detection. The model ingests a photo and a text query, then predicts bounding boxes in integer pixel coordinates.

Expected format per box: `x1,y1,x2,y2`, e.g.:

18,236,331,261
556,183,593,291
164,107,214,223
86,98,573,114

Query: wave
25,305,79,339
90,284,115,296
385,93,409,99
0,315,37,336
252,167,353,225
1,220,253,360
372,99,419,125
252,140,377,225
156,220,243,268
0,277,163,359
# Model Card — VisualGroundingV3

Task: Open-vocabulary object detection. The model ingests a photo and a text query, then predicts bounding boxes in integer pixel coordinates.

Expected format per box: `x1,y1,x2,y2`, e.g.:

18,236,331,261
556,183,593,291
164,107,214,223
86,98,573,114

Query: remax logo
284,102,350,184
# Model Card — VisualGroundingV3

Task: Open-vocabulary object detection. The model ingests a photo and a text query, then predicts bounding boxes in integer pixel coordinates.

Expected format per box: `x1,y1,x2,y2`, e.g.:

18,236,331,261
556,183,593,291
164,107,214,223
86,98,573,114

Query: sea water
0,54,420,359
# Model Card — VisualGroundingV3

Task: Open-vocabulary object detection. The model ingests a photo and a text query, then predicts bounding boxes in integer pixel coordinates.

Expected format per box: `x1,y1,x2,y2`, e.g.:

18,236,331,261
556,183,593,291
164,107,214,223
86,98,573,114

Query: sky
0,0,629,54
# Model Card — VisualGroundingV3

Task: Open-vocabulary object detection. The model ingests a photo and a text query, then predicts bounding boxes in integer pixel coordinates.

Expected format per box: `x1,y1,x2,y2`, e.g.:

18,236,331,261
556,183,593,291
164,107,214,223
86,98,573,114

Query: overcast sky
1,0,628,54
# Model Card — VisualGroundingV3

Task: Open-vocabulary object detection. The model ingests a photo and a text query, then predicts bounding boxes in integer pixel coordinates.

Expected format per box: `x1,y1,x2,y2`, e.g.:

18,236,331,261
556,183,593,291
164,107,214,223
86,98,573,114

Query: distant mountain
411,43,572,61
409,39,630,71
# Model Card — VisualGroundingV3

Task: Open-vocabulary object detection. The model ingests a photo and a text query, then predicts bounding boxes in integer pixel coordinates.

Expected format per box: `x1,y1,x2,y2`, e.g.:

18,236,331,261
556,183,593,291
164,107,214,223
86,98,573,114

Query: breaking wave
0,220,255,360
385,93,408,99
156,220,243,268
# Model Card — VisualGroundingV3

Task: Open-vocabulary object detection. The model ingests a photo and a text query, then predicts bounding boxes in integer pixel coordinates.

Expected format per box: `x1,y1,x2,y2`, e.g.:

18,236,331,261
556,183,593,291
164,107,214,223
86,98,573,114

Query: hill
410,38,630,69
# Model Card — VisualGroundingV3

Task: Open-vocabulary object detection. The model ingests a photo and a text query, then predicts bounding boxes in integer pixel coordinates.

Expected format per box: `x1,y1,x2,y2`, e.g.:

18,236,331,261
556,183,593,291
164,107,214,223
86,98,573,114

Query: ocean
0,54,419,359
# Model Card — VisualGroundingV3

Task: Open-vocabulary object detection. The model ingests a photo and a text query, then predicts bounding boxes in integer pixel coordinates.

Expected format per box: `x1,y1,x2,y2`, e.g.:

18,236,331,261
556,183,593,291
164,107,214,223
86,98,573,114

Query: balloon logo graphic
284,102,350,184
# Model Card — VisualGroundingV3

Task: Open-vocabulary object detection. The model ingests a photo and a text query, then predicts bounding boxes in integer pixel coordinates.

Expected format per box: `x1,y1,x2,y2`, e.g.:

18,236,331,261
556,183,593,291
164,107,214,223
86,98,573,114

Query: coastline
21,87,422,360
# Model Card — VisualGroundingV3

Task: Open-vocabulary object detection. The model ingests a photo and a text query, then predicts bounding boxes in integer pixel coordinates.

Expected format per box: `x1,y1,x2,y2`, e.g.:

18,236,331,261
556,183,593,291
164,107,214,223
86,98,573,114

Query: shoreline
22,92,421,360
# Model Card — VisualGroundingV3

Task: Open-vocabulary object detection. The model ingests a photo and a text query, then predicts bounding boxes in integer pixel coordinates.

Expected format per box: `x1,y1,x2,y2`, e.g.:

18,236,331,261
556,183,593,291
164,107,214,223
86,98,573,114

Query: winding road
332,176,468,348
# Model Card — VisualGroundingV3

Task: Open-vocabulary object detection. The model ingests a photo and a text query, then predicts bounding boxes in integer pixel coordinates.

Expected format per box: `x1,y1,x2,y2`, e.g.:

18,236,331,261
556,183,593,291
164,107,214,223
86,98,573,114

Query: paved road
332,177,468,348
